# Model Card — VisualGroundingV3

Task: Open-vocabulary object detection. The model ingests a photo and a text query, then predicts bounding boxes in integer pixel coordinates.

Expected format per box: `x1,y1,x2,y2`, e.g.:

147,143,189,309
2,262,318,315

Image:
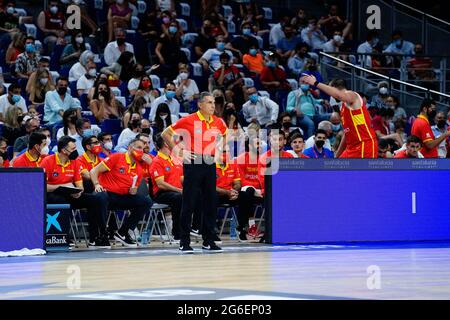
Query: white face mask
179,72,189,80
141,108,147,115
46,137,51,146
160,114,168,120
104,142,113,151
333,35,342,43
50,6,58,14
40,78,49,86
88,68,97,77
75,36,84,44
379,87,388,95
40,145,50,155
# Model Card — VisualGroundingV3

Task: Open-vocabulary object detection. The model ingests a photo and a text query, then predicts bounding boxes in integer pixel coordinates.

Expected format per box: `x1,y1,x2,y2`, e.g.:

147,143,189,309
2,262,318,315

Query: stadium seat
176,19,188,32
182,33,198,47
137,0,146,14
112,133,119,146
116,96,126,107
262,7,273,20
101,119,122,135
287,79,298,90
227,20,236,34
110,87,121,97
222,5,233,19
24,24,37,39
50,71,60,83
243,78,254,88
180,47,191,62
131,16,140,30
15,8,27,16
150,75,161,89
79,94,89,111
69,81,78,97
258,91,270,98
179,3,191,16
94,0,103,9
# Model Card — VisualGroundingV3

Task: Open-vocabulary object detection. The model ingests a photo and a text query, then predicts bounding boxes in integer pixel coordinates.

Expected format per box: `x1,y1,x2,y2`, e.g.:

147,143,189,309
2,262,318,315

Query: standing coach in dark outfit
162,92,227,254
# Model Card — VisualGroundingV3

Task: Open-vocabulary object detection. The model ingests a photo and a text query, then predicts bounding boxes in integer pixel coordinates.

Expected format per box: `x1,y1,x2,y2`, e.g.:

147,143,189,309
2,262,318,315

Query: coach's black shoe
179,244,194,254
114,231,138,247
212,234,222,244
202,242,223,253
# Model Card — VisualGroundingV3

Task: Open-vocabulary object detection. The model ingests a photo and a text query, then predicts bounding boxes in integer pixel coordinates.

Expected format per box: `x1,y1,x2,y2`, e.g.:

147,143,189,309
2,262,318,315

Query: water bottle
230,217,237,240
141,229,150,246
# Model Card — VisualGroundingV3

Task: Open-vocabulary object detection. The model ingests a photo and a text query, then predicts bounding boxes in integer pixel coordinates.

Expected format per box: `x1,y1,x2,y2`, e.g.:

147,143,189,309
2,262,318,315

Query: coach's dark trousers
180,158,217,246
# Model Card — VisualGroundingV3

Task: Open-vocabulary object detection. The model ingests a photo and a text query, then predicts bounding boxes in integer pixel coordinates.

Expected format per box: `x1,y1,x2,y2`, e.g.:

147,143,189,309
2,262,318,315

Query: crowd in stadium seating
0,0,449,247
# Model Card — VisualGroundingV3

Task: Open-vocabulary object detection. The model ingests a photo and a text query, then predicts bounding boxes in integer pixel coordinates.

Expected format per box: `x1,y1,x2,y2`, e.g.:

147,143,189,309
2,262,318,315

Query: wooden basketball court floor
1,240,450,300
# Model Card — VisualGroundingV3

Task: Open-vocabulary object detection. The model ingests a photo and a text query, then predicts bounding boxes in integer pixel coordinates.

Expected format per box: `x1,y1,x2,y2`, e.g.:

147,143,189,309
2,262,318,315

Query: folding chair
69,209,89,248
218,204,238,238
141,203,172,244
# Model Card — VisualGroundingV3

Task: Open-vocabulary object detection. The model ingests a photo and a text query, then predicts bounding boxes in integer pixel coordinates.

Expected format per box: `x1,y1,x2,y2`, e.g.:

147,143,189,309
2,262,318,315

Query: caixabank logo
46,211,68,246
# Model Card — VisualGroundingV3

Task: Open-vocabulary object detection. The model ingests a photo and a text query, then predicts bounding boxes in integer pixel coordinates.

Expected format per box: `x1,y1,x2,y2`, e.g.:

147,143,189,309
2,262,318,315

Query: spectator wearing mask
286,81,328,139
69,50,95,82
411,99,450,158
1,106,25,147
98,132,115,158
198,35,234,72
278,112,301,138
77,135,103,193
149,82,180,121
101,50,136,83
89,81,123,123
104,28,135,66
287,132,308,158
77,61,97,96
229,22,259,61
15,36,40,80
303,129,334,158
370,81,390,109
152,103,176,136
193,19,221,60
60,31,90,69
115,113,142,152
394,135,422,158
135,75,160,106
56,109,84,154
127,63,159,96
107,0,132,42
0,1,20,41
242,86,279,128
0,137,9,167
431,111,448,158
357,30,380,69
260,52,290,92
90,138,153,247
304,120,333,151
276,24,302,62
155,20,188,83
0,83,27,121
149,133,183,241
386,95,407,122
123,96,147,128
269,13,290,47
329,112,343,147
41,135,110,248
36,0,66,52
174,63,200,111
44,76,81,126
12,116,40,157
384,30,415,56
321,30,344,64
288,43,311,77
242,44,265,76
213,53,245,106
301,17,327,50
12,132,47,167
26,67,55,107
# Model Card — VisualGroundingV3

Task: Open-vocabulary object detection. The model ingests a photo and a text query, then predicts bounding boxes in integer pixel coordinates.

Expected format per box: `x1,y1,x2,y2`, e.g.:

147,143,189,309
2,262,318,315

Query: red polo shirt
258,149,294,195
149,151,183,195
235,152,262,190
2,159,10,168
169,111,227,156
40,153,82,185
99,153,143,195
411,115,438,158
394,150,416,159
216,161,240,190
12,151,42,168
77,152,102,175
140,154,155,179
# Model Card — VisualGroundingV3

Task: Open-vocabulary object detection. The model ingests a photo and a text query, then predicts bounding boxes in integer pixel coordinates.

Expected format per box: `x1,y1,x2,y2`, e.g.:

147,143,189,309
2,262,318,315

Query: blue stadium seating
100,119,122,135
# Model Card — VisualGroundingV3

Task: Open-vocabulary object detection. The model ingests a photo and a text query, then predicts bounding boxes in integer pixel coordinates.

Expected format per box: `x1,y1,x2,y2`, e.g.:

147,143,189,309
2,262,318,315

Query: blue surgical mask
11,94,21,104
300,84,310,92
242,28,252,36
267,61,276,68
25,44,35,54
217,42,225,51
83,129,93,137
249,49,257,56
394,39,402,47
166,91,176,100
249,94,258,104
332,124,342,132
169,26,178,34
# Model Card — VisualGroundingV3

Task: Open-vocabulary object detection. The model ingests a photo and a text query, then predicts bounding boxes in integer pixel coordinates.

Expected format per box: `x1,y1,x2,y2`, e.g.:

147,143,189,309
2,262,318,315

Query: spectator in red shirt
372,108,404,148
41,136,110,248
411,99,450,158
90,138,153,247
407,44,434,81
213,53,245,106
394,135,422,158
260,52,291,93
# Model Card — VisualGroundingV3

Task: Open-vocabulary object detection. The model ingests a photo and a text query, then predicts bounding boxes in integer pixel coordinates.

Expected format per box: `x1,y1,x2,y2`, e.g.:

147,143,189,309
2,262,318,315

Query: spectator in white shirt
198,35,233,72
269,13,291,47
0,84,27,122
431,112,448,158
288,43,310,77
357,30,379,69
115,112,142,152
305,121,333,150
69,50,95,82
242,86,279,128
77,61,97,96
44,76,81,126
384,30,415,56
104,28,135,66
321,30,344,64
301,17,327,50
149,82,180,121
174,63,200,111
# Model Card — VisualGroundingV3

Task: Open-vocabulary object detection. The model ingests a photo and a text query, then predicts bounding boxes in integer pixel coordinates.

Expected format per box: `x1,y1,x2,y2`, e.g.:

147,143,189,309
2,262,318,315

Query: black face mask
316,140,325,148
215,96,224,105
68,150,79,160
134,70,145,78
308,65,317,72
437,120,446,129
117,38,126,46
69,116,77,124
282,122,292,130
17,116,24,123
0,151,7,161
141,128,151,135
130,119,140,129
428,110,437,120
57,87,67,95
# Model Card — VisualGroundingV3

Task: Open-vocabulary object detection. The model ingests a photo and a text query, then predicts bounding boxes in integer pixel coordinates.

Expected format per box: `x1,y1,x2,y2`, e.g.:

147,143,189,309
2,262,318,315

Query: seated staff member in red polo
258,129,294,196
12,132,48,167
136,133,154,181
40,136,110,248
394,135,422,158
235,132,265,239
162,92,227,254
411,99,450,158
90,138,153,247
149,133,184,241
77,136,103,193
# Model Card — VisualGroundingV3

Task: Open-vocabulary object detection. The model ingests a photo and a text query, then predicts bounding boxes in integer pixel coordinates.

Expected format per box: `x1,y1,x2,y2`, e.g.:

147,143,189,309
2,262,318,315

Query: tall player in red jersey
300,75,378,158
